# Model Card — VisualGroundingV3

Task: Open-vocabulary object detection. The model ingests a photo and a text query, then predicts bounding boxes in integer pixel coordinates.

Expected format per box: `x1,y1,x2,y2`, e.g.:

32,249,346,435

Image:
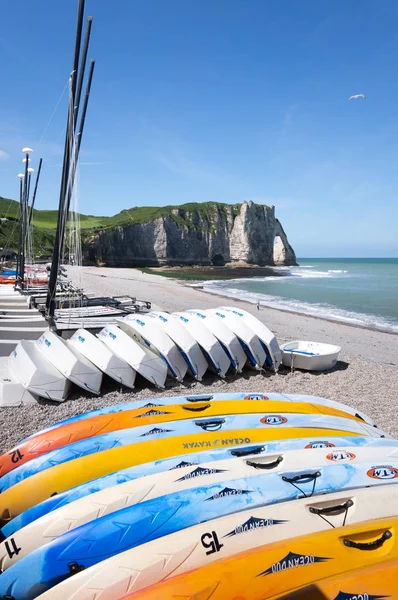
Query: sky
1,0,398,257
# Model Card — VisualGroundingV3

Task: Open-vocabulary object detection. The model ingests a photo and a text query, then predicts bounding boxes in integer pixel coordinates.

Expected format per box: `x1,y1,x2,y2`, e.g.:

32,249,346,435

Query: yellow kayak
0,399,358,478
270,557,398,599
0,426,362,522
123,516,398,600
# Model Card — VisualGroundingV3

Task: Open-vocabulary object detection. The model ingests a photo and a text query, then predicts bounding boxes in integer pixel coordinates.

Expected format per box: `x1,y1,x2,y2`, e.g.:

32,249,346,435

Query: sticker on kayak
258,551,330,576
224,516,288,538
134,409,171,418
175,466,227,482
205,487,253,501
326,451,356,462
170,461,198,470
245,394,269,401
305,441,336,449
139,427,173,437
334,593,387,600
367,465,398,480
260,415,288,425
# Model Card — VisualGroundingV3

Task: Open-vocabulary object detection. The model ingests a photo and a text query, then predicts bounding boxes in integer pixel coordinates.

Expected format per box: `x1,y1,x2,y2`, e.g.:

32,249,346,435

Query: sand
1,265,397,452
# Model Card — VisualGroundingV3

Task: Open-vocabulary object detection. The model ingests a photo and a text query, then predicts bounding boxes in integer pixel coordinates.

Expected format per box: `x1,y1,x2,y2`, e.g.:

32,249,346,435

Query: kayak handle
186,395,214,402
343,530,392,550
309,499,354,515
246,456,284,470
282,471,321,484
182,403,212,412
194,418,226,431
230,446,266,457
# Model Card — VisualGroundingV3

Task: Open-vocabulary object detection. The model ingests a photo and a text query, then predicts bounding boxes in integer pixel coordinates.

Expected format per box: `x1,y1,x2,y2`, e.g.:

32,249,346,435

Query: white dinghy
67,329,136,389
186,309,247,372
206,308,266,369
281,340,341,371
36,329,103,395
173,311,231,377
97,325,167,389
220,306,282,371
8,340,72,403
150,311,208,381
0,356,38,407
116,314,187,382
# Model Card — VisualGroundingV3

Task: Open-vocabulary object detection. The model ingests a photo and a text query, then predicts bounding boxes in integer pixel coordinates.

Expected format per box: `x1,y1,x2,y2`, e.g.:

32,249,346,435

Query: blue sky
1,0,398,257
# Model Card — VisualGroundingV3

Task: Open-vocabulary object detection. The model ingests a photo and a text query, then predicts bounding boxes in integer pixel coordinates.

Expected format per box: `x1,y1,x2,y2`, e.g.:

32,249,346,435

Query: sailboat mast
46,0,86,324
20,148,33,289
59,18,94,258
29,158,43,225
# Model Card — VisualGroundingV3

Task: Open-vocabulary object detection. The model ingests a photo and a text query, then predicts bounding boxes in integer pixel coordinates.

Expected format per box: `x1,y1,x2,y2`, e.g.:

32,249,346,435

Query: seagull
349,94,366,100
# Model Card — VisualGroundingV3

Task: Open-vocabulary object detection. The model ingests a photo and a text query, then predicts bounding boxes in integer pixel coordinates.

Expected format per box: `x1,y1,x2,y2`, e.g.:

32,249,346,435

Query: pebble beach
1,265,397,452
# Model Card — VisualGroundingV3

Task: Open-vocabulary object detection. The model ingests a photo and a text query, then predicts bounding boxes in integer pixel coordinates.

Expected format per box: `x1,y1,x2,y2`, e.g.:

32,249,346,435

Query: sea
201,258,398,334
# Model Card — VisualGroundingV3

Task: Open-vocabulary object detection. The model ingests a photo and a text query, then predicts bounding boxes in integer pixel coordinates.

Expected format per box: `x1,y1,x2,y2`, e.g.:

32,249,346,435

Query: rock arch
273,220,296,265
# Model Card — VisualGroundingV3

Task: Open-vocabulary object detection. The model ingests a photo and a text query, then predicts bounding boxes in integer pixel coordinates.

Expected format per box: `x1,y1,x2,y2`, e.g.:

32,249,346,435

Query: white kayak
97,326,167,389
220,306,282,371
36,329,102,395
67,329,136,389
34,482,398,600
281,340,342,371
3,444,398,571
150,311,208,380
206,308,267,368
8,340,71,402
173,311,231,377
186,309,247,372
117,314,187,382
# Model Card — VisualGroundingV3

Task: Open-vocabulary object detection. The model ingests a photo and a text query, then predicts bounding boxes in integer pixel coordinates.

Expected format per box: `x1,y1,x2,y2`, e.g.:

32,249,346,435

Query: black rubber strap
246,456,284,470
343,530,392,550
230,446,266,457
182,403,212,412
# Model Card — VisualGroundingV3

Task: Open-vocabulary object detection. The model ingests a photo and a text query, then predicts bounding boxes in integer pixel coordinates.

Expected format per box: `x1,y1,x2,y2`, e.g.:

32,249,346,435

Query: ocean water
202,258,398,333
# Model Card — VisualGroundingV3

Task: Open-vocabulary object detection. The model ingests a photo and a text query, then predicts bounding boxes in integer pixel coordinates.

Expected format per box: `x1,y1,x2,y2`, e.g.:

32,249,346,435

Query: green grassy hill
0,196,242,256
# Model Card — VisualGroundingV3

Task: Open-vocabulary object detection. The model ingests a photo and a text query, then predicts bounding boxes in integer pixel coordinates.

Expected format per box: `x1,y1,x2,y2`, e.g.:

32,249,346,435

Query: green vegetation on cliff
0,196,242,255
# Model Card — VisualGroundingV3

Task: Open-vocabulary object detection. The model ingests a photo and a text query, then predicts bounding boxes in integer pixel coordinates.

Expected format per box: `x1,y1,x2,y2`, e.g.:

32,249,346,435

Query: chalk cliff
84,201,297,267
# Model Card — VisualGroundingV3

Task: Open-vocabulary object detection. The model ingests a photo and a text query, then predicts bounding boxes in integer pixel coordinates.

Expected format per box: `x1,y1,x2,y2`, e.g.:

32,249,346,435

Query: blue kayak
1,461,396,600
19,392,376,442
1,412,382,493
2,434,397,539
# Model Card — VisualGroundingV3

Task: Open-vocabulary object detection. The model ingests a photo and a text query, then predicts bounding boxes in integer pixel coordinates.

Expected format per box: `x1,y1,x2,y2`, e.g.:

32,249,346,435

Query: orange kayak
122,516,397,600
0,399,359,477
271,557,398,599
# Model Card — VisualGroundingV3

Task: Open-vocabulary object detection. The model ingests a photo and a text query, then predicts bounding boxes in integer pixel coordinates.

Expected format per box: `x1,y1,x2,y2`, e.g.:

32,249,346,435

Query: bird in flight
349,94,366,100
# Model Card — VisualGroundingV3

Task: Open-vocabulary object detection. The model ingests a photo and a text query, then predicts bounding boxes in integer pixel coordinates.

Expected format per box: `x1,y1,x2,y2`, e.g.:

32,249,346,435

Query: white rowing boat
186,309,247,372
117,314,187,382
36,329,102,394
67,329,136,389
173,311,231,377
220,306,282,370
8,340,71,402
281,340,341,371
97,325,167,388
150,311,208,380
206,308,266,368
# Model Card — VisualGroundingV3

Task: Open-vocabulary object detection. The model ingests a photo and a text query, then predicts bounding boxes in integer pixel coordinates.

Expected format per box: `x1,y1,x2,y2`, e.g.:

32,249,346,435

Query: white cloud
0,149,10,160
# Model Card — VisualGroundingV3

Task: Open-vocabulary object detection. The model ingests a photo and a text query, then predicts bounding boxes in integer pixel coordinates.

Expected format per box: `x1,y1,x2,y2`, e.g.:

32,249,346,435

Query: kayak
0,399,362,478
5,434,398,538
2,445,398,570
19,392,377,443
1,463,397,600
268,557,398,599
0,425,366,524
115,516,398,600
32,486,398,600
1,412,381,494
